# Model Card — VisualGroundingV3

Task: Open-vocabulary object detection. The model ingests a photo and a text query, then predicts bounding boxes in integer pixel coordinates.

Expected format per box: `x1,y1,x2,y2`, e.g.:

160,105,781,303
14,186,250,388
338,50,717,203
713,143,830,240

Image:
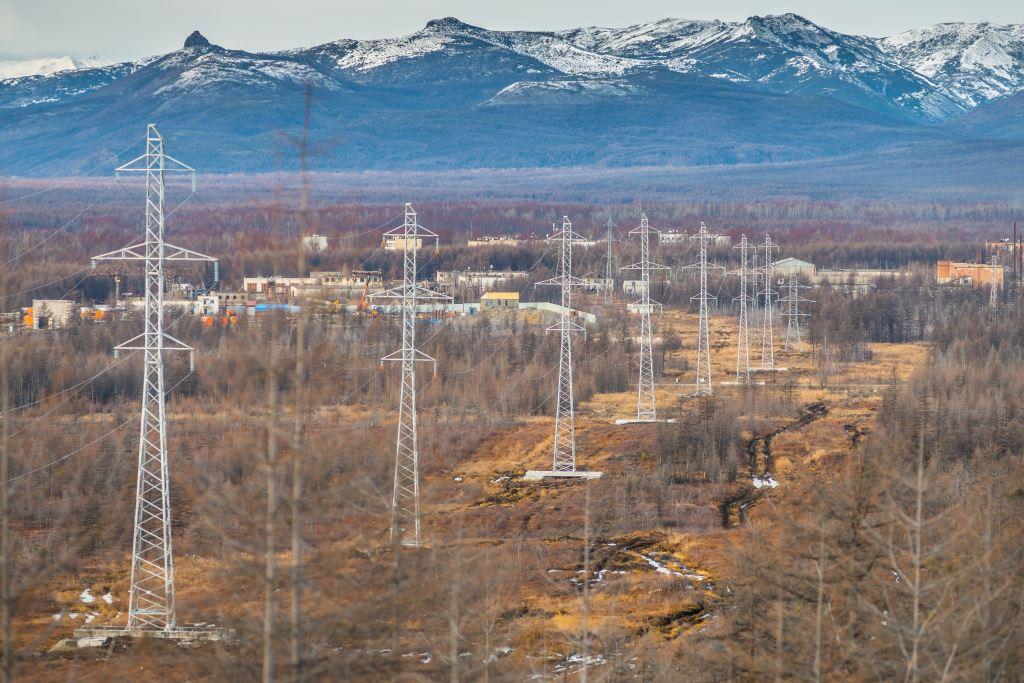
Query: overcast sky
1,0,1021,61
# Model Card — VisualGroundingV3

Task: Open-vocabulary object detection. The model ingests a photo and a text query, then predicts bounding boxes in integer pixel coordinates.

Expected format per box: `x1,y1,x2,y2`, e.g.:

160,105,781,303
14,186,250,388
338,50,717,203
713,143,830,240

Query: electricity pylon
91,124,216,631
685,223,722,396
603,217,617,304
758,234,780,370
751,251,760,311
731,235,754,383
370,204,449,548
538,217,587,472
781,273,813,351
620,213,670,421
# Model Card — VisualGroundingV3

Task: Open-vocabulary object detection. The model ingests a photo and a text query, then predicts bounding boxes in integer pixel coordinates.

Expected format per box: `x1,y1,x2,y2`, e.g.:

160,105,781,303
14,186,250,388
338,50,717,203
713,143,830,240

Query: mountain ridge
0,15,1022,179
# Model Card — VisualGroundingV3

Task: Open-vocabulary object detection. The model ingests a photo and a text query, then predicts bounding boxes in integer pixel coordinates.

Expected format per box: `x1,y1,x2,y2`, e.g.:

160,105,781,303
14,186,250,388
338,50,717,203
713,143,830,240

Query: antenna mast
370,204,449,548
91,124,216,631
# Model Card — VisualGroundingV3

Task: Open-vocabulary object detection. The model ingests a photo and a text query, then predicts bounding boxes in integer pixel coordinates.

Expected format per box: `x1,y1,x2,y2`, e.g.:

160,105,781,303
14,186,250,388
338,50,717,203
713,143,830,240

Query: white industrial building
31,299,76,329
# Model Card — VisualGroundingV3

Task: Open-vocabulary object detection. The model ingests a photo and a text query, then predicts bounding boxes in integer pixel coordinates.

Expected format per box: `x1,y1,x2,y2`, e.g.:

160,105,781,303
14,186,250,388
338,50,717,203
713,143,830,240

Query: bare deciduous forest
0,192,1022,681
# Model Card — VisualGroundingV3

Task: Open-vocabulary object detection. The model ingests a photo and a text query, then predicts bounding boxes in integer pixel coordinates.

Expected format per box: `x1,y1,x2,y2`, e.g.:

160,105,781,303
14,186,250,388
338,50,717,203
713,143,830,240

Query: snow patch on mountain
0,56,110,79
155,50,336,95
333,31,453,71
484,79,640,105
879,22,1024,107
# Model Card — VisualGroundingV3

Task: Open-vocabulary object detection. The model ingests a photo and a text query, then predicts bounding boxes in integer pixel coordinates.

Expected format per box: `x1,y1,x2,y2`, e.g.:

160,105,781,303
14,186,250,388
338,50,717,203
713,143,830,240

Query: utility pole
525,218,600,481
731,235,754,383
781,273,813,351
990,254,1000,313
620,214,670,421
91,124,216,631
758,234,780,371
603,217,617,304
685,223,721,396
1013,221,1018,289
370,204,448,548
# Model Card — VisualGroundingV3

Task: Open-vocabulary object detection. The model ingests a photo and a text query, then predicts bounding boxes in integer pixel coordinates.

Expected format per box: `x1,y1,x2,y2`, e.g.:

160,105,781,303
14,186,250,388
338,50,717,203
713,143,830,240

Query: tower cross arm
546,229,588,243
91,242,217,263
620,261,670,271
382,223,440,240
369,285,451,301
380,348,437,364
537,274,587,287
116,152,195,175
113,331,194,353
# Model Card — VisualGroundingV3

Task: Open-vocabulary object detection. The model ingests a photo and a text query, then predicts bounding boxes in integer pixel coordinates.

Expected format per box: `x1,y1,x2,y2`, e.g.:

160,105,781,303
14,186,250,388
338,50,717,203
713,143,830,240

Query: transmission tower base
614,418,677,425
523,470,603,482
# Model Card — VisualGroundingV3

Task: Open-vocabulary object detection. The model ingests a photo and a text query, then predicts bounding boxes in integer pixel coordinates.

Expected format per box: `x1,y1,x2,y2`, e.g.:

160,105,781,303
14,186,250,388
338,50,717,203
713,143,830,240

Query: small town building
658,231,687,245
467,236,520,248
302,234,328,252
383,235,425,251
480,291,520,310
816,268,911,294
30,299,75,329
436,269,528,292
937,260,1004,287
773,257,817,279
622,280,648,296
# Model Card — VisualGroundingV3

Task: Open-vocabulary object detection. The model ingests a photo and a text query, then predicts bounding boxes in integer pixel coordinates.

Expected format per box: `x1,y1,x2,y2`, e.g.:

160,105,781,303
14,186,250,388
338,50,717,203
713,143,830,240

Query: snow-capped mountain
0,16,1022,176
879,22,1024,107
560,14,966,120
0,55,110,79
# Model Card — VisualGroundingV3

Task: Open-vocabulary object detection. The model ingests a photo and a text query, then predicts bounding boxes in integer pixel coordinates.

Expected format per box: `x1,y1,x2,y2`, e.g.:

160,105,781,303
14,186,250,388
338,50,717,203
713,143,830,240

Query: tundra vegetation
0,194,1021,681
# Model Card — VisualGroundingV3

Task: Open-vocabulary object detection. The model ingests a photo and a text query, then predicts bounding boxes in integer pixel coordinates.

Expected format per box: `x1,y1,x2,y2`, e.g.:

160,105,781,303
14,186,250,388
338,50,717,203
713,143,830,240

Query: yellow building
480,291,520,310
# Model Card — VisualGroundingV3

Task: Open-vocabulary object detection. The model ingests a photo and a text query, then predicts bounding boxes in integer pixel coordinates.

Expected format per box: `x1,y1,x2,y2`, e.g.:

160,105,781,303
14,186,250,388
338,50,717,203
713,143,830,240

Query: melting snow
80,589,95,604
753,474,779,489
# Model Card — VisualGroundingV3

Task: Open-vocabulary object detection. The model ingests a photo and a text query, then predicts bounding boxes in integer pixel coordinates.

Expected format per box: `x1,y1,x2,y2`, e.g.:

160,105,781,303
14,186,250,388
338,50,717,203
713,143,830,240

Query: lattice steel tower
731,235,754,383
621,213,669,420
91,124,216,631
686,224,720,396
538,217,587,471
781,273,813,351
371,204,448,548
603,217,617,304
758,234,780,370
